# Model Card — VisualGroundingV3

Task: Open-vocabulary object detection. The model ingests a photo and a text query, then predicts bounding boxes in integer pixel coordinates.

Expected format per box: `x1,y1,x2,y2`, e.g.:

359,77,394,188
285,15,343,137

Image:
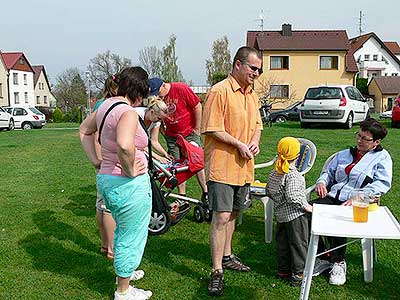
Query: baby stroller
147,134,211,236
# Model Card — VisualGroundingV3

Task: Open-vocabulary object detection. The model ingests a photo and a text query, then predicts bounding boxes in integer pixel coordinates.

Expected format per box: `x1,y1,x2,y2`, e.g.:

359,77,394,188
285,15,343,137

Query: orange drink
353,202,369,223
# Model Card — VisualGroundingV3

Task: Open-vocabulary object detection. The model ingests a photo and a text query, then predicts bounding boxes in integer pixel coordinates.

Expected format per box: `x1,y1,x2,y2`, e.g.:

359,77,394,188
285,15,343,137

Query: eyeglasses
241,61,263,75
355,132,374,142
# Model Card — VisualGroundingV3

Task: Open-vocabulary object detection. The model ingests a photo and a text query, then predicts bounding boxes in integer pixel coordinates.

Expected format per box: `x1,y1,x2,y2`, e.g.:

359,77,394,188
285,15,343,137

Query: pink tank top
96,97,148,176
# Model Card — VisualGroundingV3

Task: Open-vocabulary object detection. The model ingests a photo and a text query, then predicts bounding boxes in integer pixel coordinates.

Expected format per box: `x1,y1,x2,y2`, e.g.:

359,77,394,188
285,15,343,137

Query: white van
3,106,46,130
299,85,369,129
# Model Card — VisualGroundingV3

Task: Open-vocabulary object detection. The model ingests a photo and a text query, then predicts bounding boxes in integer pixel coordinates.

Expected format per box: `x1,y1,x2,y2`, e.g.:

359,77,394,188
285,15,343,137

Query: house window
270,85,289,98
24,74,27,85
14,92,20,104
385,73,388,76
320,56,338,69
44,96,47,104
392,73,398,76
13,73,18,85
373,55,378,61
24,92,28,103
36,96,40,104
19,58,24,65
270,56,289,69
364,54,370,61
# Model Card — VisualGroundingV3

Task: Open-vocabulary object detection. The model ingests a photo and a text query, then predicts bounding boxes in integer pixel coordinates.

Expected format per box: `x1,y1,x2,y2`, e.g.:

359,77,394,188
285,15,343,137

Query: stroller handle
151,157,179,188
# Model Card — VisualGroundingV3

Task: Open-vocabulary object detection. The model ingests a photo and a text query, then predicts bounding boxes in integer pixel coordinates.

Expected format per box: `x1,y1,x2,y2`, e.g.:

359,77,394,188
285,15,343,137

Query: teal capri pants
97,173,152,278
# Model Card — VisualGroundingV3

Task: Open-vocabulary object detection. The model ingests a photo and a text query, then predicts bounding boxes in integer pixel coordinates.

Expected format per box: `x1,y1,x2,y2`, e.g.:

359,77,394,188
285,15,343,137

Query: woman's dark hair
360,118,388,140
114,67,149,101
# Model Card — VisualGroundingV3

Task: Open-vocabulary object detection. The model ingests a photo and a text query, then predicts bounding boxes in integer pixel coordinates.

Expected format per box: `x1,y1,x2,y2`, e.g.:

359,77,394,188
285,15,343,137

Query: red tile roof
0,52,34,72
247,28,358,72
370,76,400,94
32,65,51,90
384,42,400,55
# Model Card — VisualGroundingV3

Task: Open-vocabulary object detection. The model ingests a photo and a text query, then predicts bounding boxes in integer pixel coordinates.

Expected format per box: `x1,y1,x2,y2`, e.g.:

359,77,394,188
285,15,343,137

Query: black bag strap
98,101,127,145
138,116,154,172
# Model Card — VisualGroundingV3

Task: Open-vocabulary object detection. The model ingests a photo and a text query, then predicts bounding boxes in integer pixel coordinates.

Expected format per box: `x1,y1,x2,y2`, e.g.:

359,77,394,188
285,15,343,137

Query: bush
53,108,64,123
36,106,54,123
356,78,369,95
63,107,83,123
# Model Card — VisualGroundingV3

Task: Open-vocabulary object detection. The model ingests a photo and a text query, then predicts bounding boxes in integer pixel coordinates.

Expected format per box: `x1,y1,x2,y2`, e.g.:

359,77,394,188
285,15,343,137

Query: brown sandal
222,254,251,272
106,252,114,261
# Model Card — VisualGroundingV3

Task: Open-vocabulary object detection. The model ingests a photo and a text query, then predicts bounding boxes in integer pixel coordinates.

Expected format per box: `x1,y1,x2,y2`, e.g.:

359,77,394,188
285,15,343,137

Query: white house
349,33,400,79
33,65,54,108
0,52,35,107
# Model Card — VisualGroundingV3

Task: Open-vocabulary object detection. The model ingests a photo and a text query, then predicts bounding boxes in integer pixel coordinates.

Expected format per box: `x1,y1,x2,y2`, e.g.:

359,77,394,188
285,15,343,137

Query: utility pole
358,10,364,36
259,9,265,33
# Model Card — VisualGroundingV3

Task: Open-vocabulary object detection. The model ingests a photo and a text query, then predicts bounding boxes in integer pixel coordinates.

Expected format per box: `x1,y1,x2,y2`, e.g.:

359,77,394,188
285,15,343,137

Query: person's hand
315,182,327,198
158,156,171,164
132,160,146,177
237,141,253,160
342,199,352,206
248,141,260,156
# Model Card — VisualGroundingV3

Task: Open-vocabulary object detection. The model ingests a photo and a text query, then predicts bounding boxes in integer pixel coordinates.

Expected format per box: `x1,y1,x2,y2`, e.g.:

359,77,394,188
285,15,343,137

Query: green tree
138,46,162,78
356,78,369,95
161,35,184,82
53,68,87,112
206,36,231,85
87,50,131,94
53,107,64,123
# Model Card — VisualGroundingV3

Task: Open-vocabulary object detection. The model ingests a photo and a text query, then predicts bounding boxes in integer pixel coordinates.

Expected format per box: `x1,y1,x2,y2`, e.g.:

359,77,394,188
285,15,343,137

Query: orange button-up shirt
202,74,263,186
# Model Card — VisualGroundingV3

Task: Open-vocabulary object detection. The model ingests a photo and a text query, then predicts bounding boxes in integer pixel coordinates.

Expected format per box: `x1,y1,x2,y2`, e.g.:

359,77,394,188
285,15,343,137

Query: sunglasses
241,61,263,74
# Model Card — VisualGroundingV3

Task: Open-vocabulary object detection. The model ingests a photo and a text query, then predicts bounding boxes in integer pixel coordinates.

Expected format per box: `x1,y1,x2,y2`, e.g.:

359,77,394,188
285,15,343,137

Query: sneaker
329,261,347,285
114,285,152,300
222,254,251,272
313,258,332,277
290,273,304,287
208,269,224,296
116,270,145,284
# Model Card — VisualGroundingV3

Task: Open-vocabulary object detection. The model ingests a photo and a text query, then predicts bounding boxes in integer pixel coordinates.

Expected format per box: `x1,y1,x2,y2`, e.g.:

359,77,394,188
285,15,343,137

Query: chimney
282,24,292,36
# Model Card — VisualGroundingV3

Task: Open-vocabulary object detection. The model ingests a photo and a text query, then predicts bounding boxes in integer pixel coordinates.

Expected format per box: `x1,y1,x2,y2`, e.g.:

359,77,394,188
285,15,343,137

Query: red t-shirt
163,82,200,137
345,150,364,175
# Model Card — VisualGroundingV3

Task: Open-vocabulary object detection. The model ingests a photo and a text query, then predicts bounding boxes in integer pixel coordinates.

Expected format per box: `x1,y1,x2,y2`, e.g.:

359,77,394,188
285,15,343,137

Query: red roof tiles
384,42,400,55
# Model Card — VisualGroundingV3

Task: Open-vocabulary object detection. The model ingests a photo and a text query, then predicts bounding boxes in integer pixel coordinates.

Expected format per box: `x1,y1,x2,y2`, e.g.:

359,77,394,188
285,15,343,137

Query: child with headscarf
266,137,313,286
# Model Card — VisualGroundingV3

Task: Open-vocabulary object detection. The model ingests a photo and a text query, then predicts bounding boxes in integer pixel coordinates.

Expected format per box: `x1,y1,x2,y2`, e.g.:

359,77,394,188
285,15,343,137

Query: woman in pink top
80,67,153,300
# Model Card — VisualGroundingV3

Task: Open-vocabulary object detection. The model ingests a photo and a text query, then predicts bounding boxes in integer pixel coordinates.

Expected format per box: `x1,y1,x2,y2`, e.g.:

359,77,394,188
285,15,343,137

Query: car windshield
285,101,301,110
4,108,12,114
29,107,43,115
305,87,343,99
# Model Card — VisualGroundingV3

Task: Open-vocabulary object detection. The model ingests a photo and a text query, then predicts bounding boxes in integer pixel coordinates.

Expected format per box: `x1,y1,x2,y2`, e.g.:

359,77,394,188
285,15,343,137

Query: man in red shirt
149,78,208,202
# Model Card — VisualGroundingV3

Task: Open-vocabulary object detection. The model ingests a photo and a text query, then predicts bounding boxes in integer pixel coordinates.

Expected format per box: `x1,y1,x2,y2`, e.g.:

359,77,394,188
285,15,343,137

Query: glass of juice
350,189,369,223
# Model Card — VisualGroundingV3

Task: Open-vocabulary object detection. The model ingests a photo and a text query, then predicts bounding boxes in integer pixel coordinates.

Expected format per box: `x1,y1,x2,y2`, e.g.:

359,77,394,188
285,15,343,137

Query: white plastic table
300,204,400,300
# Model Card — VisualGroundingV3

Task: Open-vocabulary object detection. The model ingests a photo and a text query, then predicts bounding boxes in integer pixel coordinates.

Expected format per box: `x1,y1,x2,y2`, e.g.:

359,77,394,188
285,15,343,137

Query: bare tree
87,50,131,94
53,68,87,112
206,36,231,85
255,76,297,106
138,46,162,77
161,35,184,82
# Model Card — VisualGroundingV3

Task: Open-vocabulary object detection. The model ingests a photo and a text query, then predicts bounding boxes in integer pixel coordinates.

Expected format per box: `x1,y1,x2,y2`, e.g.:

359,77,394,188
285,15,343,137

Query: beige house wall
34,71,51,107
0,59,9,107
254,51,355,109
368,80,383,112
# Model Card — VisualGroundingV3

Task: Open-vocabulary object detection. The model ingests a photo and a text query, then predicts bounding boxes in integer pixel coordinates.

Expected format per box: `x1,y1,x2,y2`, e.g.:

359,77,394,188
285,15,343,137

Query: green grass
0,120,399,300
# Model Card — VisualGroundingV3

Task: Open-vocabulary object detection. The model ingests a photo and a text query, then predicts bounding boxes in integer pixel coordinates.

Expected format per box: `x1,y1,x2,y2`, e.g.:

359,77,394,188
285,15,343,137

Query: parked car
299,85,369,129
379,110,392,119
3,106,46,130
392,96,400,128
269,101,302,123
0,106,14,131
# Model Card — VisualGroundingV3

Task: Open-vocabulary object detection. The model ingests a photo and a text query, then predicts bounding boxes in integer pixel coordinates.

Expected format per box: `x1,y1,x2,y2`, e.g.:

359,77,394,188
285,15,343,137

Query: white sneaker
114,285,152,300
329,261,347,285
313,258,332,277
116,270,145,284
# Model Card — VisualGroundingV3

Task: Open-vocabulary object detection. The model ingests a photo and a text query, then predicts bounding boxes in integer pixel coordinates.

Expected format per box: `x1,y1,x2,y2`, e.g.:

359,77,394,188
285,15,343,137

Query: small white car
3,106,46,130
379,110,392,119
0,106,14,131
299,85,370,129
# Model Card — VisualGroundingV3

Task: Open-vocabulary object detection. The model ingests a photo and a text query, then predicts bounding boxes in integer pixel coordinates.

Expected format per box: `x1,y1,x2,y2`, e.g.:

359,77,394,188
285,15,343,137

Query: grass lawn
0,120,399,300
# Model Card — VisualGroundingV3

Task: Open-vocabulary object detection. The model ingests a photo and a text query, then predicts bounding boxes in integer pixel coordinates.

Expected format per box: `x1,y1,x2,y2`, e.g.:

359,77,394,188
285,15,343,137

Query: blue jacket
317,146,392,202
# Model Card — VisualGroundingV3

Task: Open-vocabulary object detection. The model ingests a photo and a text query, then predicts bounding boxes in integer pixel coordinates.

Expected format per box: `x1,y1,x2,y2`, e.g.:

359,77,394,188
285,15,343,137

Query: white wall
8,70,35,107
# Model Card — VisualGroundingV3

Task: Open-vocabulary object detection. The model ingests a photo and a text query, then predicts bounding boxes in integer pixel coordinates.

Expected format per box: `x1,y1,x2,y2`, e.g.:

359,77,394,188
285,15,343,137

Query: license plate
313,111,329,115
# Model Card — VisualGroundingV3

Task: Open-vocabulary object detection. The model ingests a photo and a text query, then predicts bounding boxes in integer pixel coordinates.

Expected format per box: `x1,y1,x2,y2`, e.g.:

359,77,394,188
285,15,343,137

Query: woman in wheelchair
312,118,393,286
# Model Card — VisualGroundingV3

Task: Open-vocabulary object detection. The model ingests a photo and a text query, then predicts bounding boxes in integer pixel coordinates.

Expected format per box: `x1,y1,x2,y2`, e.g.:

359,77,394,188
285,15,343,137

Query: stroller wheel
148,211,171,235
204,207,212,222
193,205,205,223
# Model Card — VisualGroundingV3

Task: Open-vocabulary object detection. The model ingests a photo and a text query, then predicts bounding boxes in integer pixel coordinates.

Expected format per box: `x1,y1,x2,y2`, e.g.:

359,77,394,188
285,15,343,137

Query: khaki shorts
96,190,111,215
207,181,251,212
164,131,202,160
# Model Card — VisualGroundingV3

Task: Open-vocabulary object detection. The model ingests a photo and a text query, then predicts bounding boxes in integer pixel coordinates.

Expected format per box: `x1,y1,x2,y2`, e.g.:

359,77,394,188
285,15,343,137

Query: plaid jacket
266,166,309,223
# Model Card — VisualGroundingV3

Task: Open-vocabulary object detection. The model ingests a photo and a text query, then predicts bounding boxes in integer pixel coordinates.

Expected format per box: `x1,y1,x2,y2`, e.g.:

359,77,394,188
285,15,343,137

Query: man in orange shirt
202,46,263,296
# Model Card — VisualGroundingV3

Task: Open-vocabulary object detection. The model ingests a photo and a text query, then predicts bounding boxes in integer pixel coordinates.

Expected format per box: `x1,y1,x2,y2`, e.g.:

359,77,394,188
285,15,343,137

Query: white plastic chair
241,138,317,243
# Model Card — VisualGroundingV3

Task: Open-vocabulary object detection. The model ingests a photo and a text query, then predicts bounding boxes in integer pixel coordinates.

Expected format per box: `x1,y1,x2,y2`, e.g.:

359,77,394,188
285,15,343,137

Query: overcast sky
1,0,399,85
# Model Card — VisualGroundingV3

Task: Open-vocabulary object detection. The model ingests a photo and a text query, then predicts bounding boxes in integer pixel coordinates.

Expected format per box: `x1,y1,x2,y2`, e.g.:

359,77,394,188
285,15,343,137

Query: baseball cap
149,77,163,96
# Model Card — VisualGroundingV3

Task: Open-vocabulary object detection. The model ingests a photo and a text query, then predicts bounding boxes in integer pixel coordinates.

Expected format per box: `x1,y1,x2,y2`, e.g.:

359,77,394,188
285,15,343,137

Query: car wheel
275,115,287,123
345,113,353,129
7,119,14,131
22,122,33,130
